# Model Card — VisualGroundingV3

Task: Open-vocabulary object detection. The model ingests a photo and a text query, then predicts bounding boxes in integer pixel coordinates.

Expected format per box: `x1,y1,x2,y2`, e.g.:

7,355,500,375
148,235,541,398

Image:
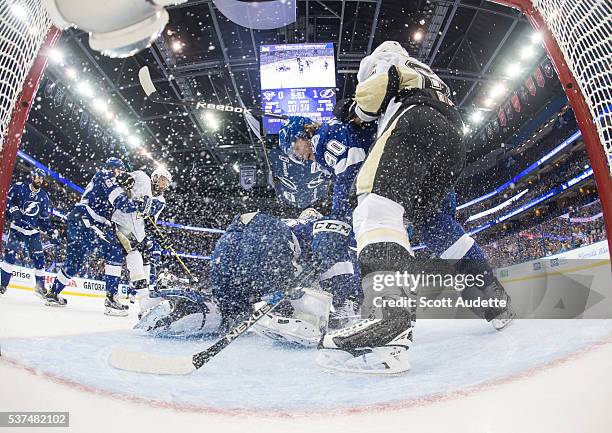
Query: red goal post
490,0,612,259
0,1,59,239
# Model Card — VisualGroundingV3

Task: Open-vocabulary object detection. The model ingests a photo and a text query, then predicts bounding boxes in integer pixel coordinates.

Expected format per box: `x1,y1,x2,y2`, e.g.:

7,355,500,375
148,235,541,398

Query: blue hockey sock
0,251,16,287
418,212,495,286
51,269,71,294
105,275,121,296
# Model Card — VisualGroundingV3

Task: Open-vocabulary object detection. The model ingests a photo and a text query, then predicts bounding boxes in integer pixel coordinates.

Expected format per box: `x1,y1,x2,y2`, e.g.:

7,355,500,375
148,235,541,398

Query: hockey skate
317,304,413,374
34,282,47,299
482,279,516,331
44,291,67,307
104,293,129,317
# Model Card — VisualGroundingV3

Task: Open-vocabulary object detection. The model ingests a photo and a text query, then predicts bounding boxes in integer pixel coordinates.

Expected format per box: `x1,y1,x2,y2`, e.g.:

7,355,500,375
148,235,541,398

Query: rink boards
3,266,130,298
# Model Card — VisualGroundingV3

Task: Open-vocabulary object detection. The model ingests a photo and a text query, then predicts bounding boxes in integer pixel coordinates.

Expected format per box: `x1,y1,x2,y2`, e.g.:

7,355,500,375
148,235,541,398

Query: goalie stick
109,273,310,375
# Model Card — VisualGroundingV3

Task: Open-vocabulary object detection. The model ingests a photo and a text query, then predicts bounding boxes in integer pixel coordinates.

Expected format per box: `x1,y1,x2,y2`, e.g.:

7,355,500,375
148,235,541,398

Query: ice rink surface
2,287,612,433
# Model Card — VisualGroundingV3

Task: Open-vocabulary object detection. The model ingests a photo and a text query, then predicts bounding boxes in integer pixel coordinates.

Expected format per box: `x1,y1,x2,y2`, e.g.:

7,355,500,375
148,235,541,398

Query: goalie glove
115,171,135,190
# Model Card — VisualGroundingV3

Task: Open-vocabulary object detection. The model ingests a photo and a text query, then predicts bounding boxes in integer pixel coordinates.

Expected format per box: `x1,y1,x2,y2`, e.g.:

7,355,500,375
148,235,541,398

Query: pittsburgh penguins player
317,41,516,374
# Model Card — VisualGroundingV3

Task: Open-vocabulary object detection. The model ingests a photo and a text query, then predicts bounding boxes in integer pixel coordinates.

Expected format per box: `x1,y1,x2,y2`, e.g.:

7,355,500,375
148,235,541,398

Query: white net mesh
0,0,52,152
532,0,612,177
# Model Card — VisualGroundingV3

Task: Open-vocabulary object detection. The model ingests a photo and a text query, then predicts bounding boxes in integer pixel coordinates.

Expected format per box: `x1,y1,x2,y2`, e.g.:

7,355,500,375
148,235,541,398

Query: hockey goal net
0,0,58,235
492,0,612,257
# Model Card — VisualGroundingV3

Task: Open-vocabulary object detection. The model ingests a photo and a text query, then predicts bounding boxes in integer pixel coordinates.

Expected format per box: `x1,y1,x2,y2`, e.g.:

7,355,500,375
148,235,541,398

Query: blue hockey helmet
278,116,316,162
30,168,46,179
105,157,126,171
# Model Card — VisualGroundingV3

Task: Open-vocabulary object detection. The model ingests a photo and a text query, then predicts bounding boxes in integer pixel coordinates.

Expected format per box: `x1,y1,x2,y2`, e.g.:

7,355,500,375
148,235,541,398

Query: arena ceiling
26,0,549,197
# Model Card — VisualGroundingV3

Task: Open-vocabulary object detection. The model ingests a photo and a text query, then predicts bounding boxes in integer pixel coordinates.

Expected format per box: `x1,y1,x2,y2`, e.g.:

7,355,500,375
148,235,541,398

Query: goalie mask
42,0,186,58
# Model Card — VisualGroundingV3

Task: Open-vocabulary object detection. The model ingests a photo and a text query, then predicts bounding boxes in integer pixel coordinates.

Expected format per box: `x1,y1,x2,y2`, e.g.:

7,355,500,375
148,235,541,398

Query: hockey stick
144,214,197,283
109,280,304,375
138,66,287,120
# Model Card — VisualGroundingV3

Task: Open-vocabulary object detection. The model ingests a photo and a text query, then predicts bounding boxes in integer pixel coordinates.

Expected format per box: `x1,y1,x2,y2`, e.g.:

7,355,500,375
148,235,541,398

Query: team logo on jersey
22,201,40,217
262,91,276,101
276,176,298,191
307,177,326,189
320,88,335,99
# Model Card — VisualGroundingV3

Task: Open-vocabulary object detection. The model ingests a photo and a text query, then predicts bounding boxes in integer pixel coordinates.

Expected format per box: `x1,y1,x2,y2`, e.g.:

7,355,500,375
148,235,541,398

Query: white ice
2,287,612,433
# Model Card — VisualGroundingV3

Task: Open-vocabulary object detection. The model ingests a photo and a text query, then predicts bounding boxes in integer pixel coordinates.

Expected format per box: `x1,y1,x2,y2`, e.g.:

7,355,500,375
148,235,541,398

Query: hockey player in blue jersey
278,115,376,222
0,168,56,295
136,210,361,343
43,158,149,307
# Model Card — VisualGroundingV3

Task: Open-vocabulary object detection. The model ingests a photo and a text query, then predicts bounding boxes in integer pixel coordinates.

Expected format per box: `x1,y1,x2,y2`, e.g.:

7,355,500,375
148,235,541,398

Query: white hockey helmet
373,40,409,56
151,167,172,183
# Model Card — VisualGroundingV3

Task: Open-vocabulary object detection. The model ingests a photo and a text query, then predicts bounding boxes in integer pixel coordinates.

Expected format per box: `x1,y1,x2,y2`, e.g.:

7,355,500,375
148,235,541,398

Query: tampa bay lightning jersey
6,182,51,233
76,170,137,225
281,216,316,263
311,120,377,220
151,195,166,222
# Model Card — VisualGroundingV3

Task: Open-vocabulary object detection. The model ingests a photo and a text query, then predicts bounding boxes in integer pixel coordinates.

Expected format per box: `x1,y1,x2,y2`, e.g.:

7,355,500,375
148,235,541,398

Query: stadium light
65,68,77,79
505,62,522,78
49,48,64,63
115,121,128,134
489,83,506,99
203,111,219,130
483,97,494,107
171,40,182,52
92,99,107,112
470,110,484,124
232,162,240,172
520,45,535,59
530,32,542,44
462,125,471,135
413,30,423,42
127,135,141,148
77,81,94,98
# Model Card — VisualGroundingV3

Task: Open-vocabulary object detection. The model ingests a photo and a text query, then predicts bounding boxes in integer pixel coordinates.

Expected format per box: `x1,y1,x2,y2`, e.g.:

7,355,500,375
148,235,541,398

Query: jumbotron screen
259,43,336,134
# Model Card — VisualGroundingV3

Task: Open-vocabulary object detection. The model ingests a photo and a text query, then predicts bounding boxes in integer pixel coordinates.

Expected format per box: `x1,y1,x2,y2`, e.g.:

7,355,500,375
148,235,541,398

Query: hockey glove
137,196,152,215
8,207,22,224
116,172,135,190
333,98,357,123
